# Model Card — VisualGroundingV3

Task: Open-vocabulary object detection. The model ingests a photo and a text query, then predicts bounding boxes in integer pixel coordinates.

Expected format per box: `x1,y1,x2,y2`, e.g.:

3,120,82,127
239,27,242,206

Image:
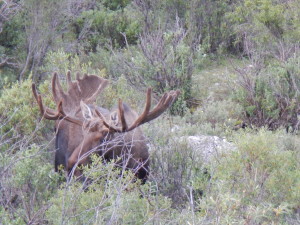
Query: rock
181,135,235,164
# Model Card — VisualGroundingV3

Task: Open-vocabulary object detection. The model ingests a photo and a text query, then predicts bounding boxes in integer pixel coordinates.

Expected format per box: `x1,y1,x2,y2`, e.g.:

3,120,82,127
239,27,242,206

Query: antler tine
32,83,84,125
145,90,180,122
126,89,180,131
125,88,152,131
116,88,152,132
32,83,61,120
85,77,109,103
118,99,128,132
52,72,66,103
95,88,180,133
66,71,72,88
76,72,80,80
96,88,179,133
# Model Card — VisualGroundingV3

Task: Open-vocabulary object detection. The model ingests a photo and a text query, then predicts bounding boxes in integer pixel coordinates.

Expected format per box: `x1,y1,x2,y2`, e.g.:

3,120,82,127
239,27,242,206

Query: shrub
0,144,60,225
73,6,140,51
104,26,196,115
143,116,211,207
198,129,300,223
0,76,60,224
46,155,175,225
189,99,243,133
234,55,300,129
0,76,53,150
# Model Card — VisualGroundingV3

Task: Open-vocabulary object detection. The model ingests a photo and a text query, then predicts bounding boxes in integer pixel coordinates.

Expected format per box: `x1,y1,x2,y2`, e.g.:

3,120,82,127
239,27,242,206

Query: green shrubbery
46,155,175,225
1,70,300,223
73,3,140,51
0,77,53,147
228,0,300,129
198,129,300,223
0,144,60,225
234,55,300,130
1,0,300,224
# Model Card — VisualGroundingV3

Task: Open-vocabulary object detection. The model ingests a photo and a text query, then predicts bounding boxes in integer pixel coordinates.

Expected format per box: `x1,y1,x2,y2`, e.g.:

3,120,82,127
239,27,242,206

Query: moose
32,71,179,183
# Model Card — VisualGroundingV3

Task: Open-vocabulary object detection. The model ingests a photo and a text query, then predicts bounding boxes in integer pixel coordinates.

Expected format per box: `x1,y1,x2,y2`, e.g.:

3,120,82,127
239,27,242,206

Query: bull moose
32,71,179,183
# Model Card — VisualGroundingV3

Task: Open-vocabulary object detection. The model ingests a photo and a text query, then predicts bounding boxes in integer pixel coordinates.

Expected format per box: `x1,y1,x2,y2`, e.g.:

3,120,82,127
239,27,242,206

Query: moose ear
80,101,92,120
110,111,119,126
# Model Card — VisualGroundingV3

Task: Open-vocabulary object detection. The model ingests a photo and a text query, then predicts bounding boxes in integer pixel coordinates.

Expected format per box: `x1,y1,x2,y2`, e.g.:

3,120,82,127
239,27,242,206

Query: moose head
32,72,180,182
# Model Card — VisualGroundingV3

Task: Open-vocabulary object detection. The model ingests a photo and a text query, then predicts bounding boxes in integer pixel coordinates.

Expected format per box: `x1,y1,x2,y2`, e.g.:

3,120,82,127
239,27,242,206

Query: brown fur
67,104,150,182
32,72,179,183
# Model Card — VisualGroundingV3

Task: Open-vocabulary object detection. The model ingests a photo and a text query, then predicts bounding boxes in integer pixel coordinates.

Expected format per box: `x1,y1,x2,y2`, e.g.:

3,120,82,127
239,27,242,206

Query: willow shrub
199,129,300,224
0,144,60,225
0,77,54,150
46,155,176,225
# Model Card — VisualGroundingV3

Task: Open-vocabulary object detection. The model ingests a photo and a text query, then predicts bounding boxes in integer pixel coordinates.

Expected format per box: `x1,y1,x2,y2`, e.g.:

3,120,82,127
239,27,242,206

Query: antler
95,88,180,133
52,71,109,114
32,83,83,126
32,71,108,125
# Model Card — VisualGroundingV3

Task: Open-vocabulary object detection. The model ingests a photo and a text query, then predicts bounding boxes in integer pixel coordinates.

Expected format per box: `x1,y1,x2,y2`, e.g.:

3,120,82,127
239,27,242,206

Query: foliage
198,129,300,223
1,0,300,224
73,4,140,51
0,144,61,225
41,50,106,78
187,0,235,54
104,27,196,115
234,55,300,129
190,99,243,133
46,155,175,225
143,116,211,207
102,0,131,10
0,0,70,81
0,14,24,55
0,77,53,149
226,0,300,129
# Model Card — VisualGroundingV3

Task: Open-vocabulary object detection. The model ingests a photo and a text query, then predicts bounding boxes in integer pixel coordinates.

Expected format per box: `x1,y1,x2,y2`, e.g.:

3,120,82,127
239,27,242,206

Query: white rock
181,135,235,164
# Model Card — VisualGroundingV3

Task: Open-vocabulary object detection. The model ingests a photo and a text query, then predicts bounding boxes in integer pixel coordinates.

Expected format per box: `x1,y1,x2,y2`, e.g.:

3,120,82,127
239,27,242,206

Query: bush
227,0,300,129
103,26,196,115
0,77,53,149
198,129,300,223
0,144,60,225
73,5,140,51
143,115,211,207
0,76,60,224
189,99,243,132
234,55,300,129
46,155,175,225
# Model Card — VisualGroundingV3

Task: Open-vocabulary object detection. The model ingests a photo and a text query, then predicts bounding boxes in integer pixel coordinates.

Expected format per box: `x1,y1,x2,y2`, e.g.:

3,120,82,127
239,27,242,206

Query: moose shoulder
32,72,180,183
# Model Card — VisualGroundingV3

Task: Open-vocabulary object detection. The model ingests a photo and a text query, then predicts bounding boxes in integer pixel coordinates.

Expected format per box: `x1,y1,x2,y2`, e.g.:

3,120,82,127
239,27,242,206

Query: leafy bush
189,99,243,132
234,55,300,129
187,0,235,54
198,129,300,223
227,0,300,128
103,26,197,115
102,0,131,11
0,76,60,224
46,155,175,225
0,77,53,149
0,144,60,225
73,5,140,50
143,116,211,207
